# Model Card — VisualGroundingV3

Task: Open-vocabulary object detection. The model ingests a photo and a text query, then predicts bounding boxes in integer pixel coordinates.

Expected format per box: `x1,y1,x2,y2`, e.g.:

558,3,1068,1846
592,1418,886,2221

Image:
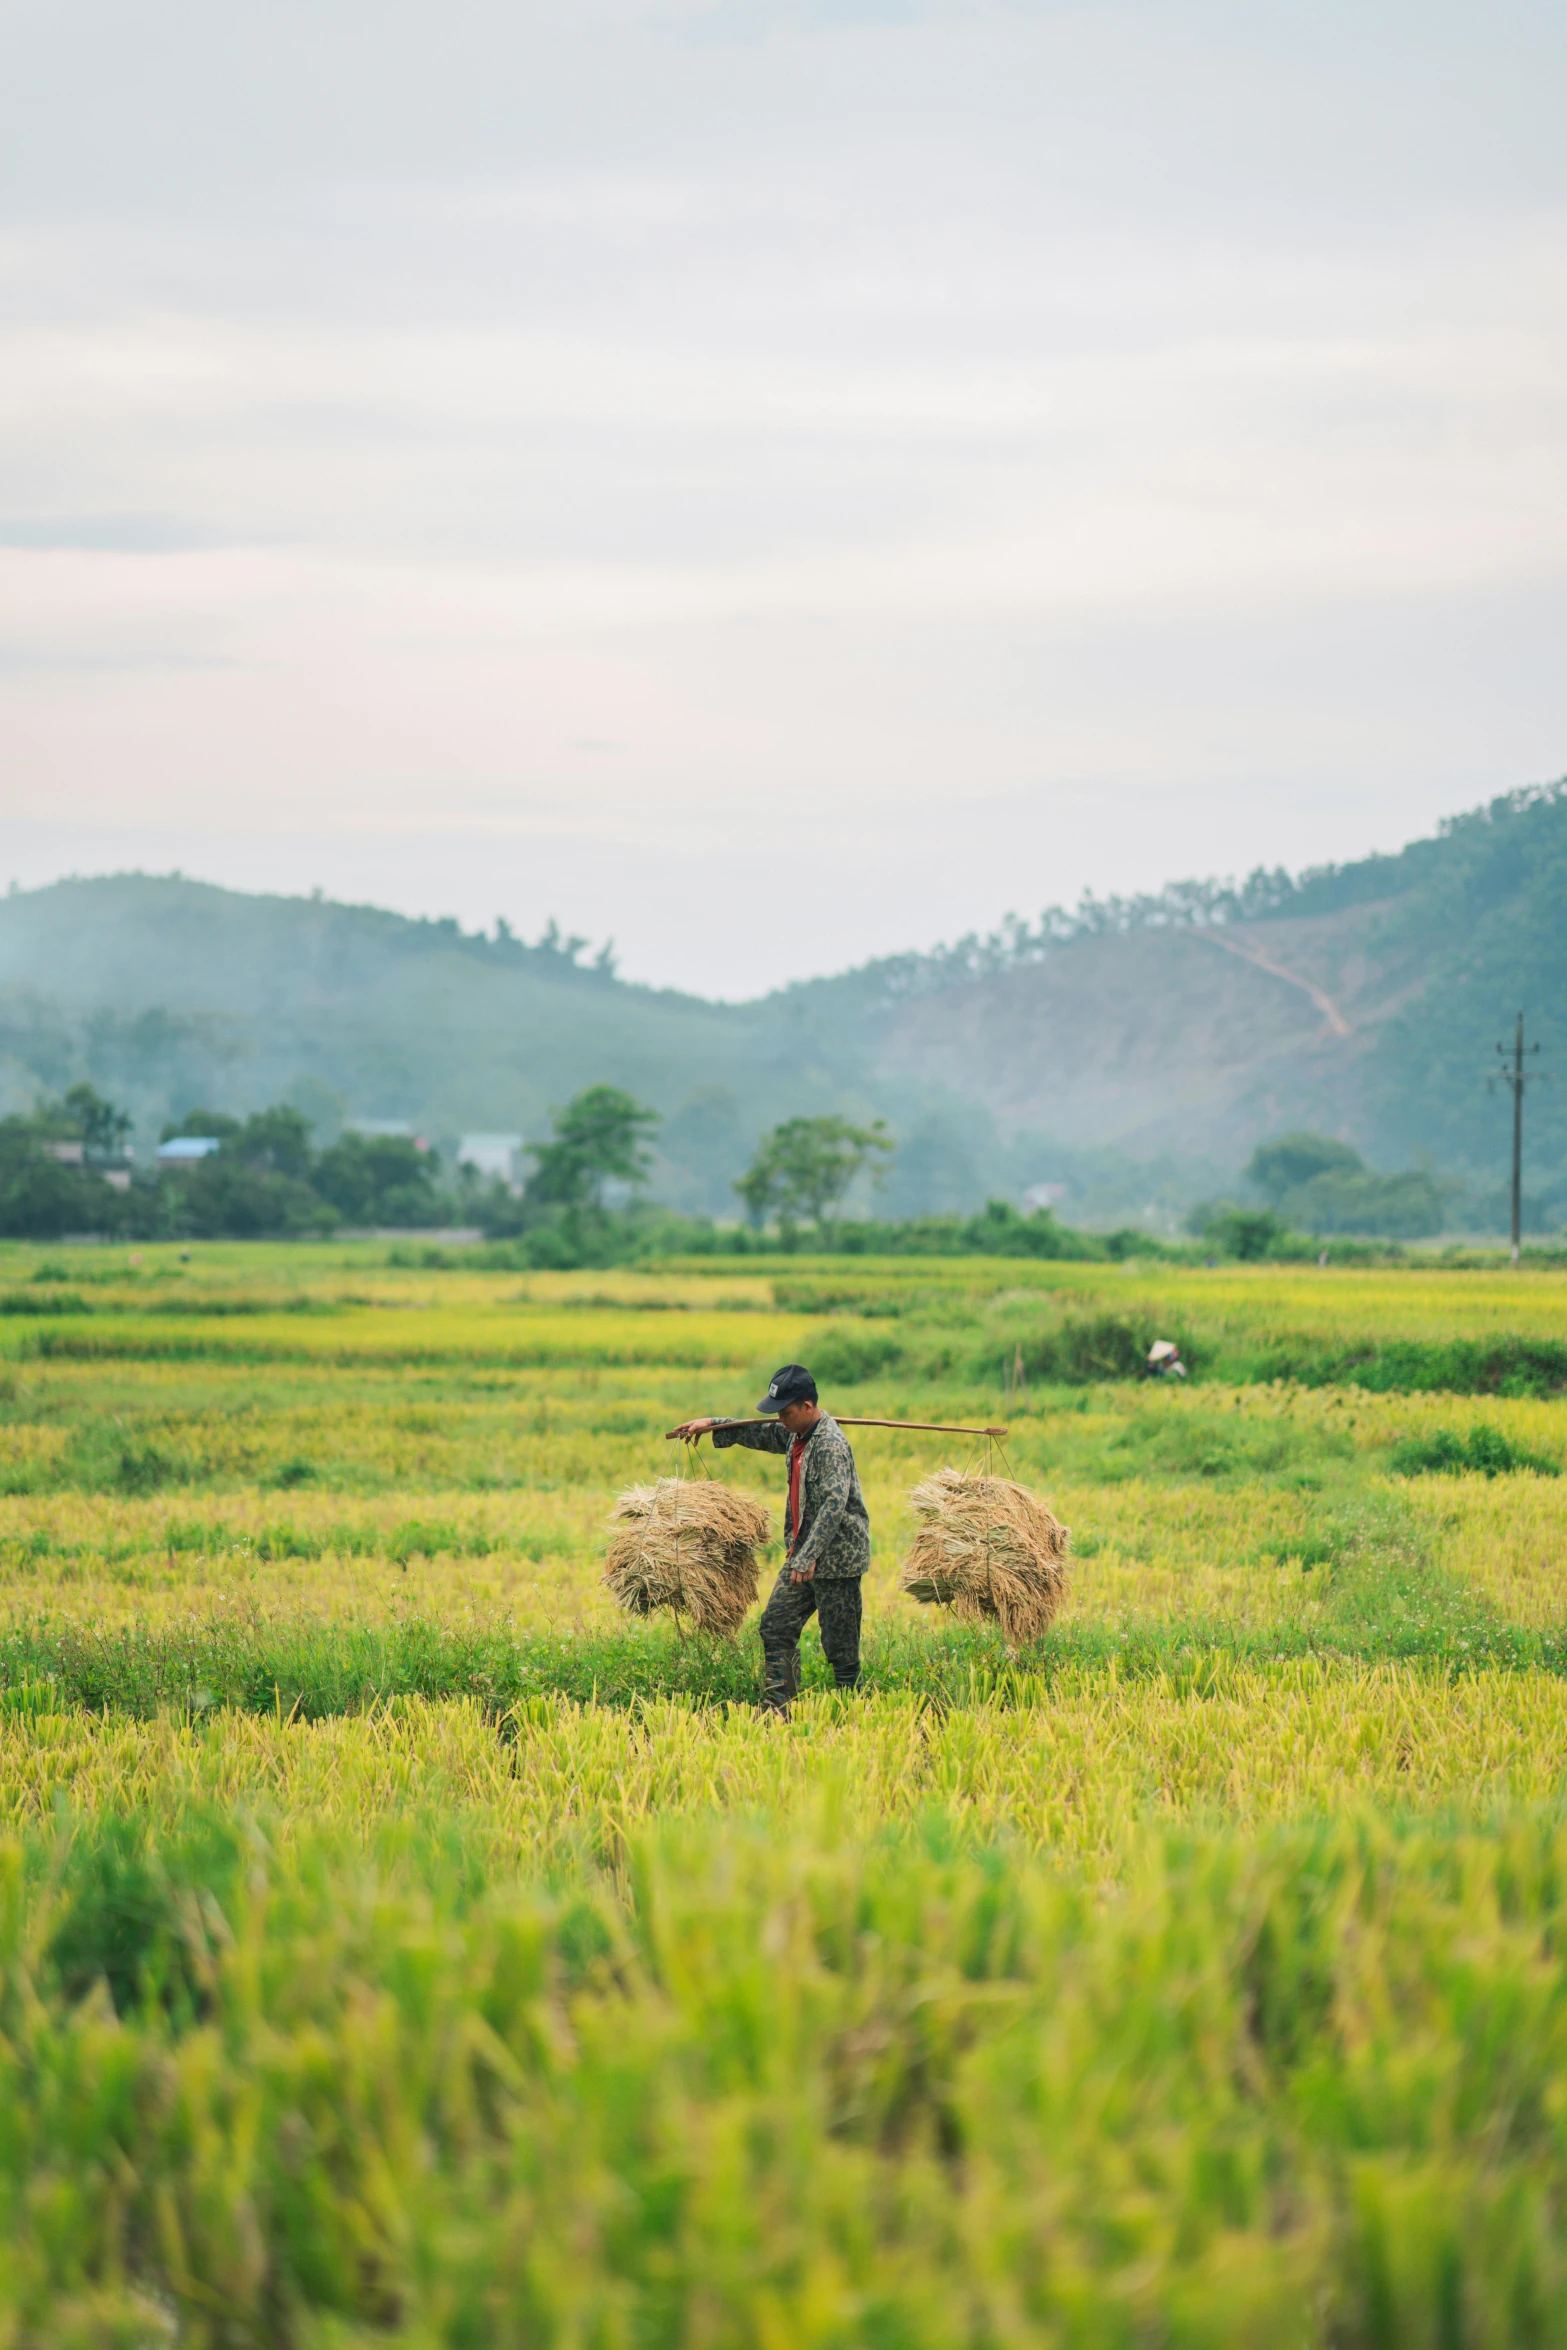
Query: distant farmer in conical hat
670,1363,870,1715
1145,1338,1187,1381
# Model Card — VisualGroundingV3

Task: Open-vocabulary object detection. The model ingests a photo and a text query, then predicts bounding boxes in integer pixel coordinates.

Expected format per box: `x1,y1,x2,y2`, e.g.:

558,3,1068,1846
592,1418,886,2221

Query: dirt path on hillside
1193,927,1351,1037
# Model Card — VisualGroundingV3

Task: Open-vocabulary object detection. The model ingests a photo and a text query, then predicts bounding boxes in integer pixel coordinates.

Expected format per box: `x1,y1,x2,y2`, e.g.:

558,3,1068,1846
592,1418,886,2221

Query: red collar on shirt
786,1424,815,1551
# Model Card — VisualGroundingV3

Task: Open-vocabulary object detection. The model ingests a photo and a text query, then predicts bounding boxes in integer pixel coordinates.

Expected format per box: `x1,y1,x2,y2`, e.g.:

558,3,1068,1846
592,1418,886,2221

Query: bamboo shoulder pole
838,1417,1010,1438
666,1416,1008,1440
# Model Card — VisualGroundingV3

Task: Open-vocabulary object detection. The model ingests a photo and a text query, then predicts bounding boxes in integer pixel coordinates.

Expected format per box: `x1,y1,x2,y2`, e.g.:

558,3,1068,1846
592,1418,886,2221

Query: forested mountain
1,781,1562,1224
788,780,1567,1220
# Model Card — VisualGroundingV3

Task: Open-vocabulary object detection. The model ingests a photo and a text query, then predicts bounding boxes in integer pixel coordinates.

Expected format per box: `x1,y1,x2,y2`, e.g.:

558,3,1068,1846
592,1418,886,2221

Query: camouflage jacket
711,1412,870,1579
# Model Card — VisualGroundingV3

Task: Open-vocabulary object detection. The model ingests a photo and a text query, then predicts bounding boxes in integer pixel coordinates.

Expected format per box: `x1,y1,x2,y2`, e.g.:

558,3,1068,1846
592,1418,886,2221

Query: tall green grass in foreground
10,1773,1567,2344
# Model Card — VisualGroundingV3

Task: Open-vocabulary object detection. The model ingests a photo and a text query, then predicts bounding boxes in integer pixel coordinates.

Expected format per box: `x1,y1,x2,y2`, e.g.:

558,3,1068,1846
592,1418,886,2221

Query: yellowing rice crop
2,1662,1564,1860
1,1237,1566,2341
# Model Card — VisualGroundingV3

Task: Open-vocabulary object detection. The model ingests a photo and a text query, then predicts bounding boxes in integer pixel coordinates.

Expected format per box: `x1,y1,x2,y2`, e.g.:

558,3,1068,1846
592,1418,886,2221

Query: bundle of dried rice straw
898,1467,1069,1649
604,1478,771,1637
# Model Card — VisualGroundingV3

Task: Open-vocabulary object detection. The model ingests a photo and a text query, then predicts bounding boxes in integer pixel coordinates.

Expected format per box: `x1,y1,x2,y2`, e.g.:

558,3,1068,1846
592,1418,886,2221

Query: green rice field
3,1242,1567,2344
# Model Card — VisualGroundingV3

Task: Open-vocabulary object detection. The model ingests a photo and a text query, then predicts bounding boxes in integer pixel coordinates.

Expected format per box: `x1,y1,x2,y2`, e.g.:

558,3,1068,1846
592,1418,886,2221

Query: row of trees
0,1087,140,1241
0,1082,903,1245
481,1094,897,1251
157,1109,446,1236
0,1088,1465,1253
1191,1131,1447,1250
1182,1131,1448,1259
0,1091,452,1241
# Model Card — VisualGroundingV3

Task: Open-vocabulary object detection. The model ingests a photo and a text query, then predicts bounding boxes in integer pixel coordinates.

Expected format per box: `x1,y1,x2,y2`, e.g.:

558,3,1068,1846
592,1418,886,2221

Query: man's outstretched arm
669,1416,790,1454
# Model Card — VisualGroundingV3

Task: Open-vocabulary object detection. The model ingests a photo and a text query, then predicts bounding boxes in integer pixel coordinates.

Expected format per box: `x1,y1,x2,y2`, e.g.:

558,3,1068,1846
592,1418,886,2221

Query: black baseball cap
757,1363,817,1412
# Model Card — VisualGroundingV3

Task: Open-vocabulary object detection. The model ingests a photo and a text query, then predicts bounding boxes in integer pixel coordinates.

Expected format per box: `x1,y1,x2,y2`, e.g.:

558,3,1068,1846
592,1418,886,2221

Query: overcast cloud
2,0,1564,994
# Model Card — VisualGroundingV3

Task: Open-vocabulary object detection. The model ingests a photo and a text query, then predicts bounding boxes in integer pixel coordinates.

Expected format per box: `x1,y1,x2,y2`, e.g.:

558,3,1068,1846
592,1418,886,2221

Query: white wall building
155,1136,222,1167
457,1132,525,1192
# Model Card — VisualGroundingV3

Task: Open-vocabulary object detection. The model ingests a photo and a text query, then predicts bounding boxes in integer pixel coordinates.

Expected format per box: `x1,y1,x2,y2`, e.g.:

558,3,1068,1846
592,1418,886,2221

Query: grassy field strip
10,1252,1567,1380
14,1304,812,1369
6,1466,1559,1635
10,1239,1567,1331
0,1269,784,1316
4,1381,1567,1637
6,1668,1567,1860
764,1257,1567,1338
0,1467,1408,1634
0,1475,1334,1633
1137,1378,1567,1453
0,1360,798,1498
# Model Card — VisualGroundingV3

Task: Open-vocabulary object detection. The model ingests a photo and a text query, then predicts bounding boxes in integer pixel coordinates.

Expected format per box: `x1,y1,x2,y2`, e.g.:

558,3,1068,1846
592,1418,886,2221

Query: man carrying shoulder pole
671,1363,870,1716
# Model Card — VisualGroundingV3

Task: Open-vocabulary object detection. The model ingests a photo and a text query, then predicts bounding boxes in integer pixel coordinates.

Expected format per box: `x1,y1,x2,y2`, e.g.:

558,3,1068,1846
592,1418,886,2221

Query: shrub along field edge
3,1603,1563,1721
18,1309,1567,1396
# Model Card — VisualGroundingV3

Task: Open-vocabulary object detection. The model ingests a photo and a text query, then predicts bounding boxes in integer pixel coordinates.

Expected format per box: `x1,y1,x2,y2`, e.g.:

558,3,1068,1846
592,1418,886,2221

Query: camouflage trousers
758,1567,862,1713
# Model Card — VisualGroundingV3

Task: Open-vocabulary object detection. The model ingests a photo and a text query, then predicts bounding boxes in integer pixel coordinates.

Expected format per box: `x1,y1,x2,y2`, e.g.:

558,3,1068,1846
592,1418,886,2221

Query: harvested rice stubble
604,1477,772,1637
898,1466,1070,1648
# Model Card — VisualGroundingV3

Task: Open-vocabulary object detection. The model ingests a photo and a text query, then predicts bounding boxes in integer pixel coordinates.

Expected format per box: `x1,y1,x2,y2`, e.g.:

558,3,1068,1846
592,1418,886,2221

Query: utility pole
1492,1014,1543,1266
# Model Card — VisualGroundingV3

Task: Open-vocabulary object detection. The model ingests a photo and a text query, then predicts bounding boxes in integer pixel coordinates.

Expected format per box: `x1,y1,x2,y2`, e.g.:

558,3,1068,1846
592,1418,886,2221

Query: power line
1488,1014,1547,1265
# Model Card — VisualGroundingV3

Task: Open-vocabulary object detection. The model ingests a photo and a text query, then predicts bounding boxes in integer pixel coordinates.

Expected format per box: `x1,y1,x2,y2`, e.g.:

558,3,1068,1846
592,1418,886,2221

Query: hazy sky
3,0,1565,995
